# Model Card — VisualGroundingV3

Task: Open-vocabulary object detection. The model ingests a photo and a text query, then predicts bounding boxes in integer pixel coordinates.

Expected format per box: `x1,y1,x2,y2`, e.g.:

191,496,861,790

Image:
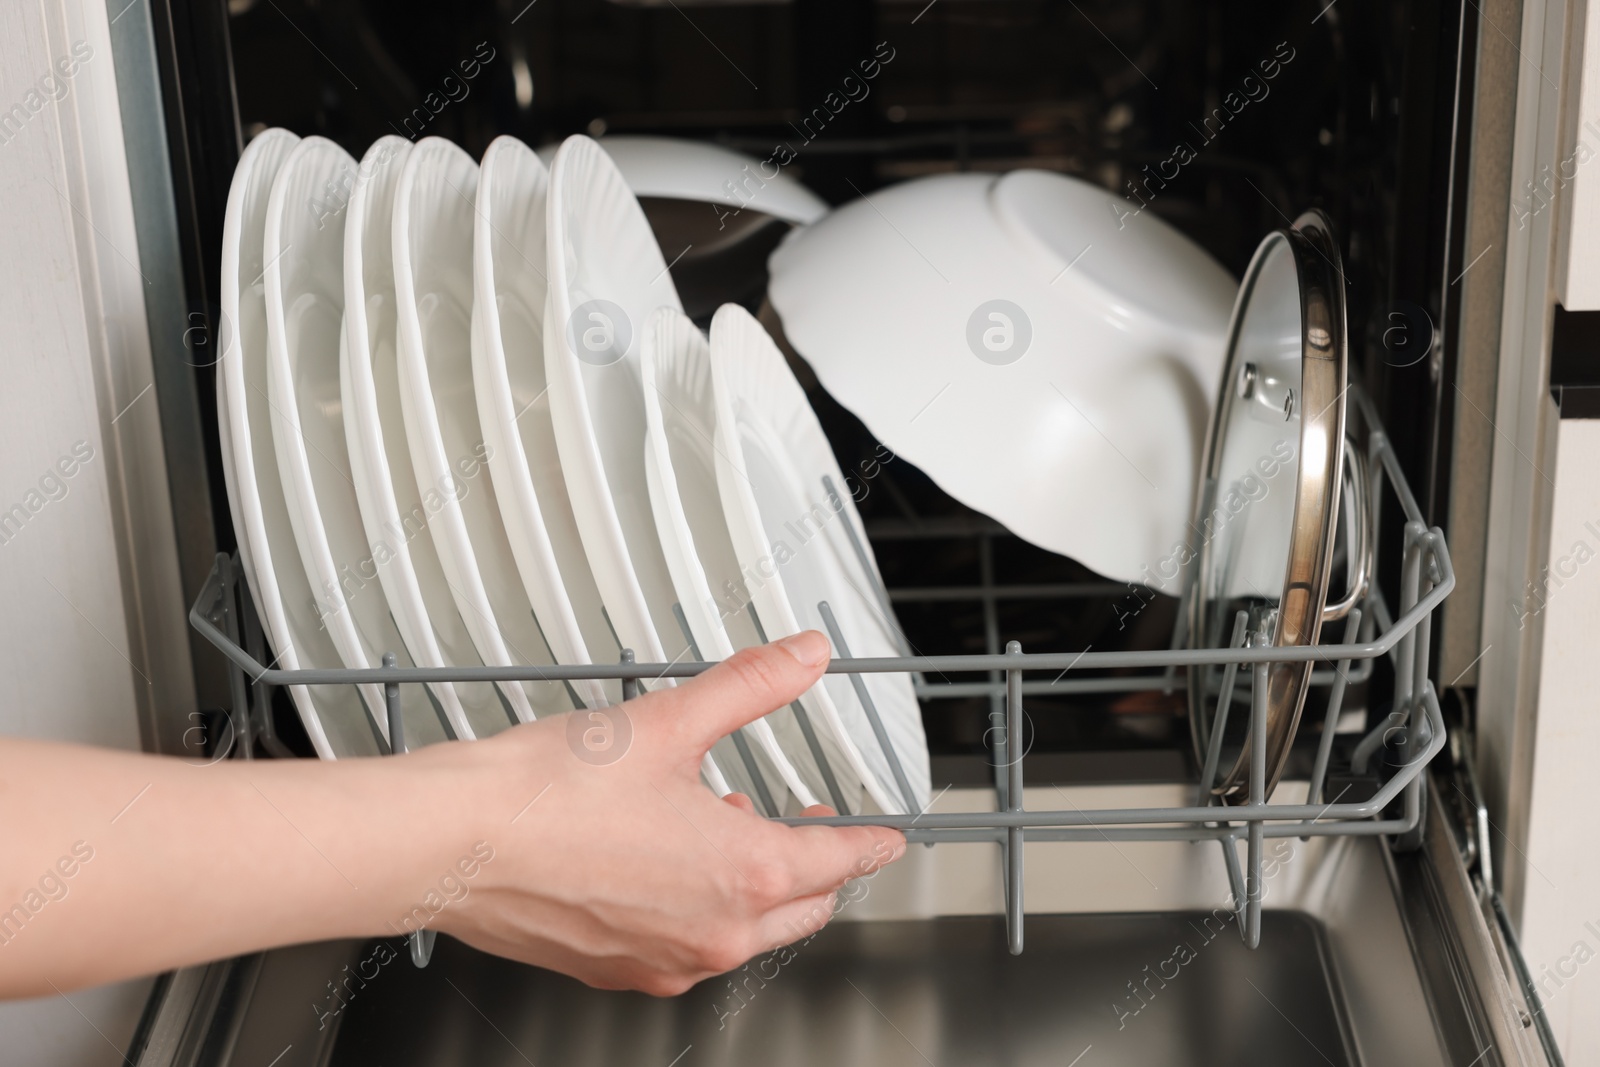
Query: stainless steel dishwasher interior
264,785,1453,1067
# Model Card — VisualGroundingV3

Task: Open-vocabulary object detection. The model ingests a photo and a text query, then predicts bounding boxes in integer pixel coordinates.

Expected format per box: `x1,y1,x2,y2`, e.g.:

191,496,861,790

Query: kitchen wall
0,0,199,1060
1521,416,1600,1063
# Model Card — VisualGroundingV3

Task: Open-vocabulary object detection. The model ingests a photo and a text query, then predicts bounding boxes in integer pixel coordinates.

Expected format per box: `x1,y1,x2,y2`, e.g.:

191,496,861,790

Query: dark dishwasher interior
195,0,1466,783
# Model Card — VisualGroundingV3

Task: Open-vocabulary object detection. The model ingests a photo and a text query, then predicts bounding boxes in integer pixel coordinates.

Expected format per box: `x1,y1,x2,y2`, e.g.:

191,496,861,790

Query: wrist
350,738,508,943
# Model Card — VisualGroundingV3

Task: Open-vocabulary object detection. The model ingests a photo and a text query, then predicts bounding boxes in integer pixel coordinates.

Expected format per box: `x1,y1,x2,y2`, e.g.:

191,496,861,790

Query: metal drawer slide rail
189,387,1451,960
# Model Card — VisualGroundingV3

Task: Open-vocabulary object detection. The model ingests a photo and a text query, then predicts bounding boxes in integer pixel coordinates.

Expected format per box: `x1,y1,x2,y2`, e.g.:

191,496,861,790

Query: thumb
656,631,831,754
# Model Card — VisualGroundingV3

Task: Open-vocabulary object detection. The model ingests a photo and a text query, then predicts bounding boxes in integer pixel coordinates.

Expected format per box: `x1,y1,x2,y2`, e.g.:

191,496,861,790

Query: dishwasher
14,0,1587,1063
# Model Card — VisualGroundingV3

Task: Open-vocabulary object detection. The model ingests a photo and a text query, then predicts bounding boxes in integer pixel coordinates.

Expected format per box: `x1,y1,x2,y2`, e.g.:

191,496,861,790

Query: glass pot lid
1186,209,1350,803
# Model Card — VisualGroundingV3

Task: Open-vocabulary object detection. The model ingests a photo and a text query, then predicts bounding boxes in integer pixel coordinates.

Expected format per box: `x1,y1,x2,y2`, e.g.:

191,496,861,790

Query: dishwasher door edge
1386,775,1556,1066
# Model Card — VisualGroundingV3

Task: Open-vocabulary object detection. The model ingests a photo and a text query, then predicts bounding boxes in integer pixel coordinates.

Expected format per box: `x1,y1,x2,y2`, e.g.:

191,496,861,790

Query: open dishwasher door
129,776,1551,1067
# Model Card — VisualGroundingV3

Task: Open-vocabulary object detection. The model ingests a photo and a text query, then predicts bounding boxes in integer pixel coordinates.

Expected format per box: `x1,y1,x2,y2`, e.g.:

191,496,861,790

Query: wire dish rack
188,386,1452,963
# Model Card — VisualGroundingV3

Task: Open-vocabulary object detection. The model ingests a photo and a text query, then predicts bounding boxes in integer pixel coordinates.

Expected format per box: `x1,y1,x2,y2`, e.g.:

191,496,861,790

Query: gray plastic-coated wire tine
419,668,458,742
1196,611,1251,807
384,651,404,756
1352,531,1425,777
1161,582,1192,696
820,474,915,661
216,554,250,761
1002,826,1020,952
726,731,778,817
1412,633,1433,759
789,701,850,816
1219,835,1247,933
236,563,294,759
744,603,851,815
1245,660,1268,950
1390,545,1438,858
817,600,918,815
1393,527,1425,747
410,928,436,968
989,707,1009,812
1006,642,1025,807
915,663,1354,699
620,649,640,702
1304,609,1363,820
528,608,588,712
670,603,777,816
1350,707,1407,776
1005,640,1025,956
358,688,393,755
853,814,1422,842
977,533,1006,804
669,603,701,663
382,649,433,968
1405,543,1434,769
1358,603,1377,645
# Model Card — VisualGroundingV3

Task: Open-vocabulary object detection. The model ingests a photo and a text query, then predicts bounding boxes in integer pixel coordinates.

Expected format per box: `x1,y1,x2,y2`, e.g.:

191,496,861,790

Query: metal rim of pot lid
1186,208,1357,804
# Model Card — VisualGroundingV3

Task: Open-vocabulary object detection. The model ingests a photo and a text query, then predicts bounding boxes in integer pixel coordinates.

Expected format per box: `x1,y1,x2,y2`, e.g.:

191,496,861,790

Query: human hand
428,630,907,995
0,631,904,1000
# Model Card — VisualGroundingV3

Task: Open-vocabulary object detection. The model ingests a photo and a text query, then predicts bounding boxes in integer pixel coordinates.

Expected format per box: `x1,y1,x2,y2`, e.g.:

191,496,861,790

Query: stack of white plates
217,130,928,817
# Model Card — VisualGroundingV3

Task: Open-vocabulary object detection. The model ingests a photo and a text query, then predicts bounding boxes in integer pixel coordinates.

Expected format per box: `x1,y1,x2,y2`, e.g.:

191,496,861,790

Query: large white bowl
536,134,827,225
767,170,1238,593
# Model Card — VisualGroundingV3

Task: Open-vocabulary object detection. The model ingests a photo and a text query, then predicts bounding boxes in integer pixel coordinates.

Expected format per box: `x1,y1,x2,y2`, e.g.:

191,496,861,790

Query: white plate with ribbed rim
218,127,378,759
545,134,735,795
709,303,930,815
393,136,575,726
472,135,617,712
642,305,841,815
342,136,510,743
263,135,455,751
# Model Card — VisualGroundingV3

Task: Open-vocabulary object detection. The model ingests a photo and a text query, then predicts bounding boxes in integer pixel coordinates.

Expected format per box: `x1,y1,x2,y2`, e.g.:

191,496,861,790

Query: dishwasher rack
188,386,1452,961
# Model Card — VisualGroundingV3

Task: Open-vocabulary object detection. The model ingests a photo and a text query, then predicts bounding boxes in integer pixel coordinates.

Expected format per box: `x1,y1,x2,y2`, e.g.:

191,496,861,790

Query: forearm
0,737,481,997
0,636,906,1001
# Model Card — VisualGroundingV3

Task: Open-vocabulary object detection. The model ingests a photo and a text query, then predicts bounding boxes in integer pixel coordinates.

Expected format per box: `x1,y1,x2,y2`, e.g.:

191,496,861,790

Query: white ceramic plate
545,134,733,795
642,306,845,814
343,136,511,743
535,135,828,226
263,135,457,752
219,127,378,758
709,303,930,815
472,135,617,712
544,134,686,668
766,170,1237,594
393,137,569,725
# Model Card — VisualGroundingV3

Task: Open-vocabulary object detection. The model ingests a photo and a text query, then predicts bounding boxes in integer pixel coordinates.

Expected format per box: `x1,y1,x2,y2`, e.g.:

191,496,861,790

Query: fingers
648,632,831,753
757,890,839,952
768,822,906,899
722,793,757,814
